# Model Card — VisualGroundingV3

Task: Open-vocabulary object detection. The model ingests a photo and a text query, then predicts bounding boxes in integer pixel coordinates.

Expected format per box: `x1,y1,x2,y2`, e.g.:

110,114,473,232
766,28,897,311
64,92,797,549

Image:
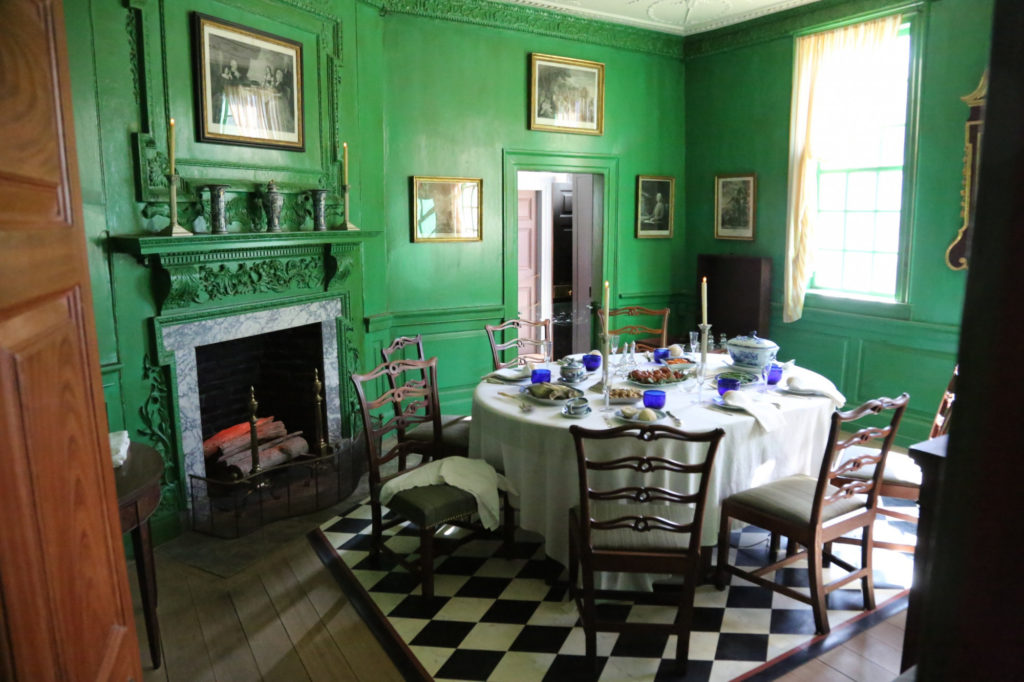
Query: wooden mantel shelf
110,230,379,260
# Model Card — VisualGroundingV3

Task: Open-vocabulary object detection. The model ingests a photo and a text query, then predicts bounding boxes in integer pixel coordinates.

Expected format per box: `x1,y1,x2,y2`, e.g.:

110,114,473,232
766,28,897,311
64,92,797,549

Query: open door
0,1,143,679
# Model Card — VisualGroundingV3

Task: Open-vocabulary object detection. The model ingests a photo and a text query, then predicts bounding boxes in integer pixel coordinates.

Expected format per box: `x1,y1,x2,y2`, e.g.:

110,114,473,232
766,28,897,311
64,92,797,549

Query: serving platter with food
626,366,691,386
713,370,758,387
519,382,584,404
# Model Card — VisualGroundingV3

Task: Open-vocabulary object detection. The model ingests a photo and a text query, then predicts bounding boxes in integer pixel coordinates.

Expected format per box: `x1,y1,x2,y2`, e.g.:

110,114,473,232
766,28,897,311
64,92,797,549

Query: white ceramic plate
713,370,759,387
614,408,666,423
777,386,825,396
711,396,747,411
489,367,531,382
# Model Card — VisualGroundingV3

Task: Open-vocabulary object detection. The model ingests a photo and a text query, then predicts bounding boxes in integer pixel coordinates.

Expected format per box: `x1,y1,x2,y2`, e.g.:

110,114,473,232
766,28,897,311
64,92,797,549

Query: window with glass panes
810,25,911,300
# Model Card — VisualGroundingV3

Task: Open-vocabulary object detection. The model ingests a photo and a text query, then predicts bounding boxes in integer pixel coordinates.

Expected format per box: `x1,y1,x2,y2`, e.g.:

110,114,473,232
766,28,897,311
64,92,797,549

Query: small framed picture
715,174,757,240
529,53,604,136
636,176,674,238
192,13,304,150
411,177,483,242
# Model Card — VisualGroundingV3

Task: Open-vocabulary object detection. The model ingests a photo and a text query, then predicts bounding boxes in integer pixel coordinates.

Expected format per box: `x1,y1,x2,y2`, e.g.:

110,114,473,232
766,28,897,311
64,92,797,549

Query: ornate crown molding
361,0,684,59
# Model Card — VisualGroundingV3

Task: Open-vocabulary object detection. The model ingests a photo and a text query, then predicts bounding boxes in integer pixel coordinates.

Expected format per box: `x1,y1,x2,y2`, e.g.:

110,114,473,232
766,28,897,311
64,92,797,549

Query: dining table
468,354,838,576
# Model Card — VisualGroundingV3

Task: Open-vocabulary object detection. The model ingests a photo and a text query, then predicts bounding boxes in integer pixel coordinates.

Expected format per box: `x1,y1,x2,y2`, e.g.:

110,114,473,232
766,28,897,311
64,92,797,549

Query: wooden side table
114,442,164,669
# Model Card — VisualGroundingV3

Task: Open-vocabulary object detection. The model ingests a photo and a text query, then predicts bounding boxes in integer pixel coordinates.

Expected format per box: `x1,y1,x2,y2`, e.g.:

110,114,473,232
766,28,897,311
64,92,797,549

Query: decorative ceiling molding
489,0,827,36
361,0,685,58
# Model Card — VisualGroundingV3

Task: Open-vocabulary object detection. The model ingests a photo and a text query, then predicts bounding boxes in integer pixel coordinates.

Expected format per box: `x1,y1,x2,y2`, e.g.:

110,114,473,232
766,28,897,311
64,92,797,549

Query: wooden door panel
0,0,142,679
0,0,69,226
517,192,539,325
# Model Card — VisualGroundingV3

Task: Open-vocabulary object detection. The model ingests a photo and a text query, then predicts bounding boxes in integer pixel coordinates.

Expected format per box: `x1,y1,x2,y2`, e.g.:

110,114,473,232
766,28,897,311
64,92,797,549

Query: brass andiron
248,386,269,489
313,368,329,455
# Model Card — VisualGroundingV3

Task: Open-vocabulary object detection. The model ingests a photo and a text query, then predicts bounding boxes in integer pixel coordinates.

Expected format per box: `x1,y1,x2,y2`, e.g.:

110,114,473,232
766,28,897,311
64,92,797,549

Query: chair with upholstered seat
596,305,669,351
567,422,725,675
827,365,956,553
351,357,513,598
715,393,909,635
485,318,552,370
382,334,470,457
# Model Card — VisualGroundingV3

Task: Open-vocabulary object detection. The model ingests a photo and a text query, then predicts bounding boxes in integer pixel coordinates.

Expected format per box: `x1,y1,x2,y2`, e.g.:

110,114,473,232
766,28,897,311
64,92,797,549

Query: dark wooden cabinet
696,255,772,339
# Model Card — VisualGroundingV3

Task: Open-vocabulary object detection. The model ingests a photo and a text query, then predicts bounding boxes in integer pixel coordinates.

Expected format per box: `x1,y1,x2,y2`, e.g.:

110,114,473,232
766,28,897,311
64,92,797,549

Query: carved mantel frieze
110,231,377,314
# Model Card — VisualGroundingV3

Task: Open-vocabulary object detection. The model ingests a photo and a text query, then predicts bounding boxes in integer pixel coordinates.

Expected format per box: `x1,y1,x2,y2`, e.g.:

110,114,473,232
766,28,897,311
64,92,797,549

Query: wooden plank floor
131,535,402,682
128,534,906,681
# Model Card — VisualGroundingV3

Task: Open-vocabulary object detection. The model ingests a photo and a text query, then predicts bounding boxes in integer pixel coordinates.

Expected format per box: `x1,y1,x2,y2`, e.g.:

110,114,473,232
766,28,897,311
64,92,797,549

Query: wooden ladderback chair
485,318,552,370
827,365,957,554
381,334,470,456
351,357,510,597
597,305,670,351
716,393,910,635
567,423,725,675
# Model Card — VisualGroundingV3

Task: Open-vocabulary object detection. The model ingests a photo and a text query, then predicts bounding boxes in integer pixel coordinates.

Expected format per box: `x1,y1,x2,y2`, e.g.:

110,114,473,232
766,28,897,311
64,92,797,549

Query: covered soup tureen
726,332,779,370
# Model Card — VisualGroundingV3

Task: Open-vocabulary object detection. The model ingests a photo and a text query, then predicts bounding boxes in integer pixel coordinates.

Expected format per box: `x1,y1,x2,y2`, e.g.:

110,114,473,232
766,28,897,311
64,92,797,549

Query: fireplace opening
197,322,325,457
188,321,358,538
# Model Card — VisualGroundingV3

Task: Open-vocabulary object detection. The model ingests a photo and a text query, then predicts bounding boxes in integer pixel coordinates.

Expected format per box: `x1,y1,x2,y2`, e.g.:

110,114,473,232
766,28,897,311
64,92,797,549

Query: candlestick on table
698,322,712,404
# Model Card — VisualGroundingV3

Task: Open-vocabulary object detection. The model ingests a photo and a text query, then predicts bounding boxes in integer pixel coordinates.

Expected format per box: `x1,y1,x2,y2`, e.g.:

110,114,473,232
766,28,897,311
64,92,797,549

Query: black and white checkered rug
310,500,914,681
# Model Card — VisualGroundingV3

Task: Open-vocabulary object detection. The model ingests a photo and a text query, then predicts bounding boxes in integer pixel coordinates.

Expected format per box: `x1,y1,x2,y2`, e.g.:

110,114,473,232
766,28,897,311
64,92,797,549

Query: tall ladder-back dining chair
567,423,726,675
715,393,910,635
828,365,957,554
485,318,552,370
351,357,513,597
596,305,670,352
381,334,470,457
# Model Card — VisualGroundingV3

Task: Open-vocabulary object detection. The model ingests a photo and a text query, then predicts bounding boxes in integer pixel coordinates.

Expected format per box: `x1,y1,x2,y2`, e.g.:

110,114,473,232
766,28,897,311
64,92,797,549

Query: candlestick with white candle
343,142,349,185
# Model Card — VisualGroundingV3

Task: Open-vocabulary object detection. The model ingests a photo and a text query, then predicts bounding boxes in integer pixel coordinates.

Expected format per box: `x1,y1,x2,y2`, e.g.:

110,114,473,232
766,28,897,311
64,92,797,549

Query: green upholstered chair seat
382,483,477,527
574,502,695,552
404,414,471,450
726,474,867,526
838,448,921,488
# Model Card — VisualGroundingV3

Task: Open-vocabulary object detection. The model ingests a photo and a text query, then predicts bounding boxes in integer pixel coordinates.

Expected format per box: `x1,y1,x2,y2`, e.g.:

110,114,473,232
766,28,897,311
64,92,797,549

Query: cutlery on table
666,410,682,426
498,391,533,412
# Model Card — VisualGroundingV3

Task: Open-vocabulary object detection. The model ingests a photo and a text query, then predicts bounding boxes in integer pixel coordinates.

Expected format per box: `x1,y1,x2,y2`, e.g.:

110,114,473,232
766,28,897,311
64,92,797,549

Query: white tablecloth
469,355,835,570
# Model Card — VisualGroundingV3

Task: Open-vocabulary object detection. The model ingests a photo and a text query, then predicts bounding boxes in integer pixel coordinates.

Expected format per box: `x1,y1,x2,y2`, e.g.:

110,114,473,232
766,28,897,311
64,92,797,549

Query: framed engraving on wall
714,174,757,240
411,177,483,243
192,13,304,150
529,53,604,135
636,175,674,238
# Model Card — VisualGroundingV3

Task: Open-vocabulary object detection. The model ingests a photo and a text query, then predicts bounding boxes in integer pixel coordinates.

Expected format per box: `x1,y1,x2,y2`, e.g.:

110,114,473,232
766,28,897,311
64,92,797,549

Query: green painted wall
683,0,993,442
64,0,688,540
65,0,991,541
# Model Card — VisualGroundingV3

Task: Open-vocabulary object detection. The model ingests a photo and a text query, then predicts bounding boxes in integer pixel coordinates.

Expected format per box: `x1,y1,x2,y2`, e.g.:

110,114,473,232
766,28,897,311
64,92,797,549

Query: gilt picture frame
529,53,604,136
636,176,674,238
411,177,483,243
192,12,304,150
715,173,757,240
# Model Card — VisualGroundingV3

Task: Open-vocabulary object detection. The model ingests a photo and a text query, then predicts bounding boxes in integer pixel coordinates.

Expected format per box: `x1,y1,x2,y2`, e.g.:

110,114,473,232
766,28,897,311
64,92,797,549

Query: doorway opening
517,171,604,358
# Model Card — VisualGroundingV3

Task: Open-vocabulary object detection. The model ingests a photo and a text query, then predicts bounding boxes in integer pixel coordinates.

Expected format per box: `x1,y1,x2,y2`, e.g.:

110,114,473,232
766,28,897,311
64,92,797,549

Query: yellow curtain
783,14,902,322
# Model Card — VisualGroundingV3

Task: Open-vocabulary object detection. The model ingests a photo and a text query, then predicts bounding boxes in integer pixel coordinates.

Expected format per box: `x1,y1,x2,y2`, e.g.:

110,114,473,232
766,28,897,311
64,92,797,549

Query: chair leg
581,553,598,674
674,581,694,674
501,493,515,558
715,511,731,590
420,525,434,598
567,520,579,602
860,523,876,611
786,537,798,557
769,532,780,561
823,541,832,567
807,540,830,635
370,502,384,563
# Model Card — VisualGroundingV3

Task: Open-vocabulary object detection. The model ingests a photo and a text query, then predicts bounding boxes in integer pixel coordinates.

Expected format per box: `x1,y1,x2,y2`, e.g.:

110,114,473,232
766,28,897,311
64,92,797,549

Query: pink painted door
517,190,540,335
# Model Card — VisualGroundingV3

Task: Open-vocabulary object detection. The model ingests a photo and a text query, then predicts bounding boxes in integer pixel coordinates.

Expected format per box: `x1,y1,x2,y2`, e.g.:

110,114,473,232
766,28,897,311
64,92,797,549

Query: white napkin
785,372,846,408
380,458,517,530
722,391,785,432
483,366,531,382
109,430,130,467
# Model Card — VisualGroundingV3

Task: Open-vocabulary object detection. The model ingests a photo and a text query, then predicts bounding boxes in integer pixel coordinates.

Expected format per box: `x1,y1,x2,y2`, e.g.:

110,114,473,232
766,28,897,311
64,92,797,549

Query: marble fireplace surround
161,300,343,494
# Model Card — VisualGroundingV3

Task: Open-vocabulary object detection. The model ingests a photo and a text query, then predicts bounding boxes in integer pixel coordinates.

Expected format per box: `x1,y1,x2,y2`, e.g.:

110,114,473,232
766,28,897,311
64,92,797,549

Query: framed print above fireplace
192,13,304,150
715,173,757,240
529,53,604,135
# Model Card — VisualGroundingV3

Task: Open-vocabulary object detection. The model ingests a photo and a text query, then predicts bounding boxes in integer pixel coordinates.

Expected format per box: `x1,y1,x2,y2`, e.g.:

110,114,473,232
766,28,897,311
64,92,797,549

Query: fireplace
160,300,362,537
110,231,372,538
